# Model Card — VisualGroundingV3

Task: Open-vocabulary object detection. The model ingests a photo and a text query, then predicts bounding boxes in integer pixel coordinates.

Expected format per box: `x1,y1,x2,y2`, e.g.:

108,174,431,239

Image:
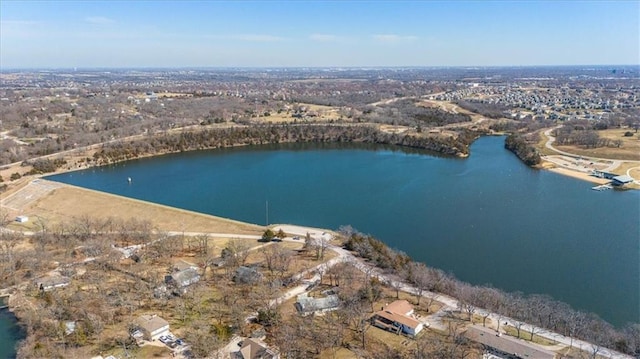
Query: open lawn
554,129,640,161
502,325,558,346
8,182,264,235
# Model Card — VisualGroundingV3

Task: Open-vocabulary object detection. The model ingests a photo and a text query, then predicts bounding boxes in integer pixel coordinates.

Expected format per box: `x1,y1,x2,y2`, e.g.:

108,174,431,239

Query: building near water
371,300,424,336
612,175,634,186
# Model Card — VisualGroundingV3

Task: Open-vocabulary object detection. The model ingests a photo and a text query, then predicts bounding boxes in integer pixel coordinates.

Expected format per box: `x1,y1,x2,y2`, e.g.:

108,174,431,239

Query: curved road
542,127,640,177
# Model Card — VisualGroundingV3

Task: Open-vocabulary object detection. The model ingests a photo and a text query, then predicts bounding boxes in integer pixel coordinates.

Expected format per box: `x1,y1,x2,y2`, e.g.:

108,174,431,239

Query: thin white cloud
309,33,340,42
0,20,39,26
0,20,43,39
223,34,286,42
372,34,418,43
85,16,116,25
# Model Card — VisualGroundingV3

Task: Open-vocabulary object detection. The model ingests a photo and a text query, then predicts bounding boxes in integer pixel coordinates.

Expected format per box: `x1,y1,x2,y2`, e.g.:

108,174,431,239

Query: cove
0,310,25,359
47,136,640,327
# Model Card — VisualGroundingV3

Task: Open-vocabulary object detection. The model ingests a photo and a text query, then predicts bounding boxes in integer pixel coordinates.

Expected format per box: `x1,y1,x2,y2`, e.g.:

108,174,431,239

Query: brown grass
502,325,558,346
12,183,264,234
554,129,640,161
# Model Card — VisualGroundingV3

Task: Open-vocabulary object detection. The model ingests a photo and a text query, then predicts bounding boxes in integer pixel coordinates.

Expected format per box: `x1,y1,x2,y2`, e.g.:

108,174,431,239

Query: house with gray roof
295,290,340,316
165,265,200,295
234,266,263,284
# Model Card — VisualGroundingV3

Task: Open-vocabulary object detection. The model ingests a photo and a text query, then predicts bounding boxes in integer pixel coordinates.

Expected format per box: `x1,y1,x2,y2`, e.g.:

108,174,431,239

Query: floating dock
592,184,613,191
0,294,9,309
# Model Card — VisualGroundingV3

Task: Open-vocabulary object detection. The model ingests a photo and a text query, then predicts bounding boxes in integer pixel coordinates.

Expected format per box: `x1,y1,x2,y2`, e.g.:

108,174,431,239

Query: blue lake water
46,136,640,327
0,310,24,359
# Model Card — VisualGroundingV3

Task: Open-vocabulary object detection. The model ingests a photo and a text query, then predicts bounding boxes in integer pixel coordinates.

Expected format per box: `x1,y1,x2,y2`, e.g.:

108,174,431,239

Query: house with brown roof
464,325,557,359
371,300,424,337
236,338,279,359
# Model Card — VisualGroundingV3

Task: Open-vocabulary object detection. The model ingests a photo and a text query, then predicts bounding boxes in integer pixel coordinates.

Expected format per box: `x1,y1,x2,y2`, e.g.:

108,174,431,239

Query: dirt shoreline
545,167,611,185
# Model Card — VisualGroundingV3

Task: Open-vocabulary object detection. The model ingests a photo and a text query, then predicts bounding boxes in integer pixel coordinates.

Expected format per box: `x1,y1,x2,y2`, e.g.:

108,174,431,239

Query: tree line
91,125,477,166
340,228,640,357
504,133,542,166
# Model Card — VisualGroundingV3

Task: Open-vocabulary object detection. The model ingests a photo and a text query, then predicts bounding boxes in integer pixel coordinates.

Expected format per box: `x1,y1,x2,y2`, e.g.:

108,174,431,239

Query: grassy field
502,325,558,346
10,183,264,235
554,129,640,161
256,103,344,123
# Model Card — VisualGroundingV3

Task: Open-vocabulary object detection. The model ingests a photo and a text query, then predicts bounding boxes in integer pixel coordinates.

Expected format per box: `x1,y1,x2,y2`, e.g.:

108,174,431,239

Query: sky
0,0,638,68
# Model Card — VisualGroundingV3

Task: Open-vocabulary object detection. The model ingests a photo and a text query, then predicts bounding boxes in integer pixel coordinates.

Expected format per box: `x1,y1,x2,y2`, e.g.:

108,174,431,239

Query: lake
47,136,640,327
0,310,24,359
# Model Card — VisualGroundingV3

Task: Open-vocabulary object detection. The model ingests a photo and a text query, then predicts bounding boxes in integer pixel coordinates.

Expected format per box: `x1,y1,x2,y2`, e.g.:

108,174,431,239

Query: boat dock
0,294,9,309
592,184,613,191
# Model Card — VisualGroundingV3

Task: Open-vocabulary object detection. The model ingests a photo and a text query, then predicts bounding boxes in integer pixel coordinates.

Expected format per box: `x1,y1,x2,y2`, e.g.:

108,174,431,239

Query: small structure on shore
0,294,9,309
612,175,634,186
15,215,28,223
592,170,617,179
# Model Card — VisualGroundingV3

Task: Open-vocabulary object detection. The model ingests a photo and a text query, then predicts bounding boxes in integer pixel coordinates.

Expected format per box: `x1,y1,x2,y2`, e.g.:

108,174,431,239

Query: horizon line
1,64,639,72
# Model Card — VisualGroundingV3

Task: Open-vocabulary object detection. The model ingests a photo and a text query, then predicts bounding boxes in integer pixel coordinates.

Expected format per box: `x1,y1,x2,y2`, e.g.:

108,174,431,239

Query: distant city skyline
1,0,638,69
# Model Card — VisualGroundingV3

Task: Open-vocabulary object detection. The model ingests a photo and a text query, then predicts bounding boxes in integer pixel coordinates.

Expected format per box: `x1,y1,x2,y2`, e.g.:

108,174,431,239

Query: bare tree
407,262,430,305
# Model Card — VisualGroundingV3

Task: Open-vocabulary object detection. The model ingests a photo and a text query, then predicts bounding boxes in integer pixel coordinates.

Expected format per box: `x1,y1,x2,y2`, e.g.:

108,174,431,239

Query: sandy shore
546,167,611,185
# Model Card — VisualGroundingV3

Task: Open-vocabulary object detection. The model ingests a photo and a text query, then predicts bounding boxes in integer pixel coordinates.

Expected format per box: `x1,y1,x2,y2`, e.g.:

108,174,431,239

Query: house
294,290,340,316
234,266,263,284
134,314,170,341
237,338,279,359
165,267,200,290
36,275,71,291
592,170,617,179
371,300,424,336
385,299,415,316
464,325,556,359
164,260,201,295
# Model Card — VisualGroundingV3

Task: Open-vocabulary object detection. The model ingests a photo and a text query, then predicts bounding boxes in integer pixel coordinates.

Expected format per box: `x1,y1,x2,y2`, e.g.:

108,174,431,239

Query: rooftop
135,314,169,333
612,175,634,184
384,299,414,316
295,292,340,315
374,309,421,329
